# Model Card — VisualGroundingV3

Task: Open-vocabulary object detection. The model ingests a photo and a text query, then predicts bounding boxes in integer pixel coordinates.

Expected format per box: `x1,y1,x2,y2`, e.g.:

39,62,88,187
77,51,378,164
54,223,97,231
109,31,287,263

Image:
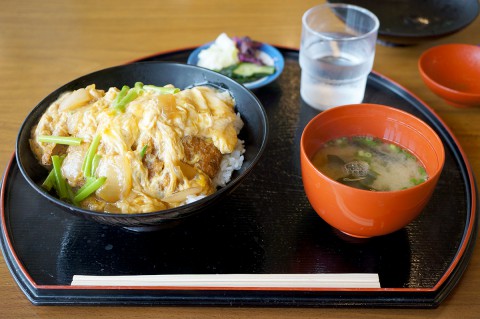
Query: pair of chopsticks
71,273,380,288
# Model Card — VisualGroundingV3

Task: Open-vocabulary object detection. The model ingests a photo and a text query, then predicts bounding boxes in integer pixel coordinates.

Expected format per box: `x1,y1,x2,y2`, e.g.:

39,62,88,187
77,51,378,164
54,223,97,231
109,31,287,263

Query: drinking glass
300,3,379,110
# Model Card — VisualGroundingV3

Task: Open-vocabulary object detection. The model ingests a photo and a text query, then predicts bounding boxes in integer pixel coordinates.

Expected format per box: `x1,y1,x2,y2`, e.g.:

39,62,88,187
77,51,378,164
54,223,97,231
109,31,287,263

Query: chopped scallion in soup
311,136,428,191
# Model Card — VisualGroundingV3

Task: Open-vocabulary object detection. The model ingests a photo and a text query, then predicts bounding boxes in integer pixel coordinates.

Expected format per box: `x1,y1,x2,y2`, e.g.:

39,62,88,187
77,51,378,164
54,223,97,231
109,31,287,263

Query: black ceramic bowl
16,62,268,230
328,0,480,46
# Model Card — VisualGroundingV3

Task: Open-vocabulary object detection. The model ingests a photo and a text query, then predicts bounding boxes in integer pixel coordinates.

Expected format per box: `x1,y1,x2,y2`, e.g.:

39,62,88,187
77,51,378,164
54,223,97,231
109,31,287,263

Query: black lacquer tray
1,48,478,307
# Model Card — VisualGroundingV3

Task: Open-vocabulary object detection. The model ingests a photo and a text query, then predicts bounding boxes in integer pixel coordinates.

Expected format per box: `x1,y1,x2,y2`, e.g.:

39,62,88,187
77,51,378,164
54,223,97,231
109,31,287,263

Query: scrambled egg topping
30,84,243,213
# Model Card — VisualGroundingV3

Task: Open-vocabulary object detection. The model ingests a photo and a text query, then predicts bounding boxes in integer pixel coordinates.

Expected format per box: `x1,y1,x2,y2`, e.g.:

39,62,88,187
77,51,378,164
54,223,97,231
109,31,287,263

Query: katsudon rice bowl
16,62,268,229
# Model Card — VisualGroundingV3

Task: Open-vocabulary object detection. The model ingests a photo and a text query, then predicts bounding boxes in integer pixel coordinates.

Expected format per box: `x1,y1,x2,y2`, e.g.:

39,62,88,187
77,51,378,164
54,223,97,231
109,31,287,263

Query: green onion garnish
37,135,83,146
143,85,180,94
73,176,107,203
418,166,427,176
51,155,68,199
112,83,144,112
90,154,102,177
41,169,56,191
66,182,77,205
112,85,129,110
114,88,139,112
76,177,94,195
139,144,148,158
82,135,101,178
111,83,180,112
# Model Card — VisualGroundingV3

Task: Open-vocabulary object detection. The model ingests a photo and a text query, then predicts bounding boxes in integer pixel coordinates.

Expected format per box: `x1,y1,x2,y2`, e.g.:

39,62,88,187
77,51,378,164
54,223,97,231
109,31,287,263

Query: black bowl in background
16,62,268,230
328,0,479,46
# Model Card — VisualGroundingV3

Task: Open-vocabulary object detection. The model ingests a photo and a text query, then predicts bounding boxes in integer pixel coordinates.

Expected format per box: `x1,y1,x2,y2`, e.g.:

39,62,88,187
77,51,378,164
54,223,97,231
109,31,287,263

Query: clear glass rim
302,3,380,41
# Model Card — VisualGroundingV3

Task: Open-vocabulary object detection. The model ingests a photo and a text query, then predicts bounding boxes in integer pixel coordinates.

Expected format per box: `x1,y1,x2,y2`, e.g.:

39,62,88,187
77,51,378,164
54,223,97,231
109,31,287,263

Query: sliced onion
95,155,131,203
162,187,202,203
59,88,92,111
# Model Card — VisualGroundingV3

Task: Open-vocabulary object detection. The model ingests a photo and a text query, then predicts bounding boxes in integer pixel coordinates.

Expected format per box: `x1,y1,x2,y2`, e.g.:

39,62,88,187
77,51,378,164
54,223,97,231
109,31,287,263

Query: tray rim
0,47,478,306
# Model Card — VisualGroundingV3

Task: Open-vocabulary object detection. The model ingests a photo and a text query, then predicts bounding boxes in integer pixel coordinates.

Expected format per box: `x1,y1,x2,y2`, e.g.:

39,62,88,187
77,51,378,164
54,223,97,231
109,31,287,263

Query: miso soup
311,136,428,191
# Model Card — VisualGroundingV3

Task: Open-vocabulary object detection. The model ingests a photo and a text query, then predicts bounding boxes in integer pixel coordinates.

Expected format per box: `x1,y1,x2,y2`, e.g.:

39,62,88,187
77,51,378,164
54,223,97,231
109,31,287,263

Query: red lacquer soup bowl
300,103,445,237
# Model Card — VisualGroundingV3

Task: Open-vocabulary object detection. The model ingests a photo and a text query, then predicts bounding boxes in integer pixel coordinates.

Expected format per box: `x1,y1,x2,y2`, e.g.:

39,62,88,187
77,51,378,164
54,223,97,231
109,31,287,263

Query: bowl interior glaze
419,44,480,107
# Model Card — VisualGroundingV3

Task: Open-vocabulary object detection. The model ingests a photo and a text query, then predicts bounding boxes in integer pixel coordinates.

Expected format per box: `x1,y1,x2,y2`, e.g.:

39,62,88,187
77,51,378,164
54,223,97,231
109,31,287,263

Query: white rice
213,138,245,187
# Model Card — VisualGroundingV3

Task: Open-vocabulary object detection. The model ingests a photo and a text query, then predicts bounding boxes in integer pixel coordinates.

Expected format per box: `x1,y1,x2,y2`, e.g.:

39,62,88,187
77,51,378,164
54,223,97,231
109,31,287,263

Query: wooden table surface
1,0,479,318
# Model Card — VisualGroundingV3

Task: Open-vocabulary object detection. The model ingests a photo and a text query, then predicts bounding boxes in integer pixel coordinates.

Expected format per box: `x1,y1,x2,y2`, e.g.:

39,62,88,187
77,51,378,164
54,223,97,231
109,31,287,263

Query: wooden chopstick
71,273,380,288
